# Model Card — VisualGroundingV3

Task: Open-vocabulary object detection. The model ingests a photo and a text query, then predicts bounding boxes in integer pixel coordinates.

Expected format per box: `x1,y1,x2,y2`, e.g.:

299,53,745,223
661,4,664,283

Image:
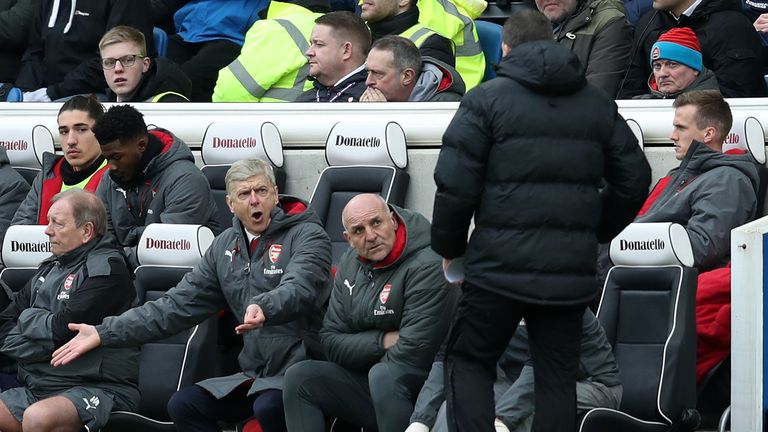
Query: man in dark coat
431,10,651,432
617,0,767,98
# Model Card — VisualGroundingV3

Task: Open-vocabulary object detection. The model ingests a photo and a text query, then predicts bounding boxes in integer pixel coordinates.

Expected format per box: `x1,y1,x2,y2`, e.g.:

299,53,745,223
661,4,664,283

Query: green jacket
554,0,632,97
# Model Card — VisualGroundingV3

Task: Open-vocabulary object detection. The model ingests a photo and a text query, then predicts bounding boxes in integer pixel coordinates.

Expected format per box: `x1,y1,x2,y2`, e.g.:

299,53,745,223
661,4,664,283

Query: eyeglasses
101,54,144,69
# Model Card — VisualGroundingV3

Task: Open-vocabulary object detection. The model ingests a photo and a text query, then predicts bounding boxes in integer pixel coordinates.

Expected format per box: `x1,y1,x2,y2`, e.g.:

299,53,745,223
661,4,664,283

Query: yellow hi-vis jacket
212,2,320,102
400,23,439,48
417,0,486,89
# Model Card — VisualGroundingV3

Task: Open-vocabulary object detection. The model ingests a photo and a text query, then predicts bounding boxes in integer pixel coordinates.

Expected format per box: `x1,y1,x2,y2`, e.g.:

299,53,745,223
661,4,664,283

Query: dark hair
92,104,148,146
502,9,554,51
315,11,372,58
58,94,105,123
371,35,422,77
673,90,733,144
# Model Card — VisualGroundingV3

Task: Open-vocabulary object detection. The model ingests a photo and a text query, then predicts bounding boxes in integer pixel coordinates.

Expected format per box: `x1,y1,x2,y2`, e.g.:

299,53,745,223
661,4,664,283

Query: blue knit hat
650,27,703,72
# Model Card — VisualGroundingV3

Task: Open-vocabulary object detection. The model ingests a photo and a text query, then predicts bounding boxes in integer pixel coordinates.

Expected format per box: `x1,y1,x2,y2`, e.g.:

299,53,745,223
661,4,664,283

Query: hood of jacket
232,195,323,239
496,40,587,95
41,233,120,268
640,66,719,98
143,128,195,178
674,140,760,192
409,56,466,101
109,57,192,102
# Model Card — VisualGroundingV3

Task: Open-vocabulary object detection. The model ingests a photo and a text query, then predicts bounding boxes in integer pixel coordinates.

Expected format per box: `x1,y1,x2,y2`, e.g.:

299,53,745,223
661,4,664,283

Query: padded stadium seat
0,122,55,185
309,120,410,264
200,121,286,230
0,225,50,307
153,27,169,58
626,118,644,149
580,223,699,432
475,20,503,82
723,116,768,217
103,224,218,432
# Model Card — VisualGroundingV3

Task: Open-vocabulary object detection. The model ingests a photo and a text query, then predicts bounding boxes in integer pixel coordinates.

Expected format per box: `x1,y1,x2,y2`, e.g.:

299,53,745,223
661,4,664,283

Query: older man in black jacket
431,10,651,432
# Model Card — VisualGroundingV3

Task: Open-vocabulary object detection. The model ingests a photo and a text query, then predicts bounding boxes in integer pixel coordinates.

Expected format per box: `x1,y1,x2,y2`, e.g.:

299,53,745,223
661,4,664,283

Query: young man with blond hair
99,25,191,102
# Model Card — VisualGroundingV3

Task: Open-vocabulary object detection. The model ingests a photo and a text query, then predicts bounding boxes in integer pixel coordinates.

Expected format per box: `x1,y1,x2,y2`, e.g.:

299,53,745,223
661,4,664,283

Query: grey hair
370,35,422,77
225,159,277,196
51,189,107,236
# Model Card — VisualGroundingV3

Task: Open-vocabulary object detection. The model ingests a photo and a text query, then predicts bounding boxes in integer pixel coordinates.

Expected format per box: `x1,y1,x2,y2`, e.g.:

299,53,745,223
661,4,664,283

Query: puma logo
343,279,355,295
83,396,100,410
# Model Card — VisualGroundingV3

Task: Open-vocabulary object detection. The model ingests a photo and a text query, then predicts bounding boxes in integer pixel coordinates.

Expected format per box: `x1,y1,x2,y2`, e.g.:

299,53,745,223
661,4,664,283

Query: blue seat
475,20,503,82
153,27,169,58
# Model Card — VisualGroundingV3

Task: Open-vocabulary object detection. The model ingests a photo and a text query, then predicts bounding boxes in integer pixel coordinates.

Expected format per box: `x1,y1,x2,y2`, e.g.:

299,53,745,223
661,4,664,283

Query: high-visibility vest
417,0,486,89
400,23,439,48
149,91,189,102
212,2,320,102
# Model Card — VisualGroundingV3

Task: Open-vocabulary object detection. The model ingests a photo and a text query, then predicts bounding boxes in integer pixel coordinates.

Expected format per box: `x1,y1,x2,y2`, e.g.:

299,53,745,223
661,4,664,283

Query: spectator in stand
635,27,719,99
15,0,155,102
0,147,29,247
295,12,371,102
52,159,333,432
100,26,191,102
93,105,220,269
283,194,458,432
0,0,40,83
617,0,767,98
0,189,139,432
165,0,271,101
212,0,329,103
535,0,633,97
13,95,109,225
360,35,465,102
362,0,454,68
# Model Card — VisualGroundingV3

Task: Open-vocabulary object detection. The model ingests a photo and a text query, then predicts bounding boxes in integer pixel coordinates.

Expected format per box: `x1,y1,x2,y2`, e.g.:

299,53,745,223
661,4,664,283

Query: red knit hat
650,27,703,72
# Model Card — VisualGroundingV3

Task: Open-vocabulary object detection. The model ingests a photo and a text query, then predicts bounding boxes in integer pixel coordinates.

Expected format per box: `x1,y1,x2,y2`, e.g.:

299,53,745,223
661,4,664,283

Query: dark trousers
445,283,585,432
166,35,241,102
283,360,428,432
167,384,286,432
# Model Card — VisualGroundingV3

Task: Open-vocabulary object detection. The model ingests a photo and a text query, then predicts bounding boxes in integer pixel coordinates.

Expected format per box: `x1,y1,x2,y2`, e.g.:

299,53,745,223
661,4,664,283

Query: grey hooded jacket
0,146,29,247
322,206,459,372
96,128,220,268
0,234,139,406
409,57,465,102
635,141,758,271
97,196,332,397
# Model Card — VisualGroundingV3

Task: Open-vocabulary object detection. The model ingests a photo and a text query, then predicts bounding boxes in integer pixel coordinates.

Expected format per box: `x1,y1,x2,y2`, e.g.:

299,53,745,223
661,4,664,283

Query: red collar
359,212,407,269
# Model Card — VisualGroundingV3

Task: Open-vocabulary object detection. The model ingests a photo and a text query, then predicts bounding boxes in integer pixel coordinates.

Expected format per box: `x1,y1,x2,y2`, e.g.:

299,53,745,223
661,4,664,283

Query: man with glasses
99,26,191,102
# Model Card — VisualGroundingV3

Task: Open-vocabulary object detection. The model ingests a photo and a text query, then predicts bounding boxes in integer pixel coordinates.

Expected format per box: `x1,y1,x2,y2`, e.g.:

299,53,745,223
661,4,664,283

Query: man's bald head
342,194,398,262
